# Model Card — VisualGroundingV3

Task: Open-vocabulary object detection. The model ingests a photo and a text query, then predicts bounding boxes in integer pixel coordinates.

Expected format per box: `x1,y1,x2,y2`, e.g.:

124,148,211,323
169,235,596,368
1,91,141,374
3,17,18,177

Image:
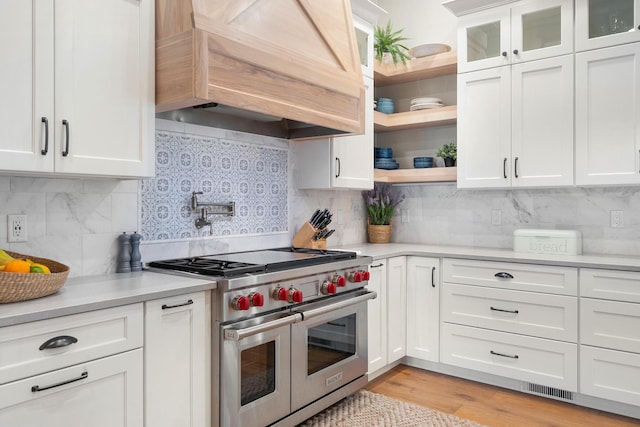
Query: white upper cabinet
576,0,640,52
575,43,640,185
458,0,573,73
458,54,574,188
0,0,155,178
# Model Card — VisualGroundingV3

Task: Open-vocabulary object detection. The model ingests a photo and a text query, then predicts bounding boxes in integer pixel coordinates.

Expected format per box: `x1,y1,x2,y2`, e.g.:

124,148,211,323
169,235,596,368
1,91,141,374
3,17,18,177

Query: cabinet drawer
442,283,577,342
0,349,143,426
0,304,143,385
442,258,577,295
581,298,640,353
581,346,640,407
441,323,578,390
581,269,640,303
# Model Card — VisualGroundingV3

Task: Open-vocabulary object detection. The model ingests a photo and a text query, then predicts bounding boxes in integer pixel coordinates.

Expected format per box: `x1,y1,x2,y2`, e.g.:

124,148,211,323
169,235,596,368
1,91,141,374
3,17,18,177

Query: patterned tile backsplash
141,129,288,241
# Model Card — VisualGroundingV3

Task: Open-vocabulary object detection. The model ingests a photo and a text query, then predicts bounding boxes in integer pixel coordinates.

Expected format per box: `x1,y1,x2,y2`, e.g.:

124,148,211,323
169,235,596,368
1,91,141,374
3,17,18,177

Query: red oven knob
249,292,264,307
290,289,304,303
321,281,337,295
362,271,370,281
273,287,288,301
349,271,364,283
334,275,347,287
231,295,250,311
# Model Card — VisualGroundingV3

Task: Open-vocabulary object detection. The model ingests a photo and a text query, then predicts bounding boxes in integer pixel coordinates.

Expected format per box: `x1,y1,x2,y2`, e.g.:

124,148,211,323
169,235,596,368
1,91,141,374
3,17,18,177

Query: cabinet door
510,0,573,64
511,55,574,187
576,0,640,52
53,0,154,177
331,76,373,189
0,349,143,427
145,292,210,427
581,345,640,407
575,43,640,185
457,67,512,188
367,260,387,376
0,0,54,173
458,6,511,73
406,257,439,362
386,256,406,363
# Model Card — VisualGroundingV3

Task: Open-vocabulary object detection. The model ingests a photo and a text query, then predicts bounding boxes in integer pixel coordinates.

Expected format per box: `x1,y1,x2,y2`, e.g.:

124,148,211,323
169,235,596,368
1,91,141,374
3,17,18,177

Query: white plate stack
410,97,444,111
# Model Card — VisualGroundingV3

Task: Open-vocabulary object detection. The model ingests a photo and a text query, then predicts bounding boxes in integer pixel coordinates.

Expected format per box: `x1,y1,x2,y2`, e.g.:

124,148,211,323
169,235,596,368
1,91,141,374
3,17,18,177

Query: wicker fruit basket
0,251,70,303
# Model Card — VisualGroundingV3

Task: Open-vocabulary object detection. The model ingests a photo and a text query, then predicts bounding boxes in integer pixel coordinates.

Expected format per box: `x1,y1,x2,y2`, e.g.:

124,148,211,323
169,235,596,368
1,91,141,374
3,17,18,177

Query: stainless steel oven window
307,313,357,375
241,341,276,405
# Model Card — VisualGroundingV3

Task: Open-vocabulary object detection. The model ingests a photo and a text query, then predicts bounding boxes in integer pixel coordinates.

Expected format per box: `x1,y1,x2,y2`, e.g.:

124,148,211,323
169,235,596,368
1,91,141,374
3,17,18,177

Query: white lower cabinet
579,269,640,406
386,256,407,364
580,346,640,407
367,260,387,374
367,257,407,377
406,256,439,362
144,291,210,427
0,304,144,426
441,258,578,391
0,349,143,426
441,323,578,390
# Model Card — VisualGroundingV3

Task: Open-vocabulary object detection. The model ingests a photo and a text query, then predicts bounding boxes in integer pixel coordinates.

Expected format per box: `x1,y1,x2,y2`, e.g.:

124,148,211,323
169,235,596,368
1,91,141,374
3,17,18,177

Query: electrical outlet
611,210,624,228
491,210,502,226
401,209,409,223
8,215,27,242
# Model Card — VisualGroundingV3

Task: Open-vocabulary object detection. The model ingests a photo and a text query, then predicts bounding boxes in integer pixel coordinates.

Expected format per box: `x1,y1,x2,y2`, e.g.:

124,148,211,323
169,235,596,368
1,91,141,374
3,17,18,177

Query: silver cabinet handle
162,299,193,310
39,335,78,351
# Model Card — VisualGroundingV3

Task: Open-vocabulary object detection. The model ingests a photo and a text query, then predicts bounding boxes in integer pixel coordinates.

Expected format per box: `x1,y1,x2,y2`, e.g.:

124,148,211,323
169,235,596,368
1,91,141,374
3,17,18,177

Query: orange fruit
4,259,31,273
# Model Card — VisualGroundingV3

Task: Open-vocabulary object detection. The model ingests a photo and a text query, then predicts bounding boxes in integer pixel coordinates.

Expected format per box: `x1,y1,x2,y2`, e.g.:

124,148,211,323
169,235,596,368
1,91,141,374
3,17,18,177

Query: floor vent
524,383,574,401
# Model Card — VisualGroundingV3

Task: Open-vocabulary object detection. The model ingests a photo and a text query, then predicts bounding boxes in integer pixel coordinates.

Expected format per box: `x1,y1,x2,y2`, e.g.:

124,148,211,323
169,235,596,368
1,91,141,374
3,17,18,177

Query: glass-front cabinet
458,0,573,73
576,0,640,51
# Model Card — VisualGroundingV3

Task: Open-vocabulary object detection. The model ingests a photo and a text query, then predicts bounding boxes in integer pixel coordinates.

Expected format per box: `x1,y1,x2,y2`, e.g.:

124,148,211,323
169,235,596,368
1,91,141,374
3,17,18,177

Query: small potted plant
437,142,457,167
374,21,410,65
361,183,405,243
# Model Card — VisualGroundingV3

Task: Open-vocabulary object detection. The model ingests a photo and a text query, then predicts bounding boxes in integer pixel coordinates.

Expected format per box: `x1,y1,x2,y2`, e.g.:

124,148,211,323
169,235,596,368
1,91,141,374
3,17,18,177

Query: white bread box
513,229,582,255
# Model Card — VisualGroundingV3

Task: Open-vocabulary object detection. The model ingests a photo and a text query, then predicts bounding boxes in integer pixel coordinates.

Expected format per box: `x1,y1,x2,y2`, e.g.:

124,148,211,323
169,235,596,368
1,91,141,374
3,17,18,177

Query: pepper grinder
130,232,142,272
116,232,131,273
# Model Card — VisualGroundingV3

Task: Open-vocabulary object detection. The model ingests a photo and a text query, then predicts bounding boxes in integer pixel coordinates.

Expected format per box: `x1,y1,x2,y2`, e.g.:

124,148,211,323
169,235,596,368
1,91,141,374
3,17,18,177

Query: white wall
377,0,458,50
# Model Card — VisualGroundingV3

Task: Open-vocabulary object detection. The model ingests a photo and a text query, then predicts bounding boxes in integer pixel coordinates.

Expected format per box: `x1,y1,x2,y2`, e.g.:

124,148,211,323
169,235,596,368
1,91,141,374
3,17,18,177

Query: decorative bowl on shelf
413,156,434,168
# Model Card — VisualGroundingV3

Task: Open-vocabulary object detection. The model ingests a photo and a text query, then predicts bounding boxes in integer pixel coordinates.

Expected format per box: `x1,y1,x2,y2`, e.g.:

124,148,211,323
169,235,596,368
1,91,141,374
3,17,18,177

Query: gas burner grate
148,258,265,277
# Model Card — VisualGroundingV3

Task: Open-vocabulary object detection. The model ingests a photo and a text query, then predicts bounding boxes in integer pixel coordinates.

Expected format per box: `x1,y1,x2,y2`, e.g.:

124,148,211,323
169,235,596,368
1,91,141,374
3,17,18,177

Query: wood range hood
155,0,365,140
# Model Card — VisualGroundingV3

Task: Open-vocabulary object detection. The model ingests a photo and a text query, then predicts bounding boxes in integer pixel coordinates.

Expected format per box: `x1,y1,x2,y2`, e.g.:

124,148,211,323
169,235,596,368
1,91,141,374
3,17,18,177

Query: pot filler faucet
191,191,235,235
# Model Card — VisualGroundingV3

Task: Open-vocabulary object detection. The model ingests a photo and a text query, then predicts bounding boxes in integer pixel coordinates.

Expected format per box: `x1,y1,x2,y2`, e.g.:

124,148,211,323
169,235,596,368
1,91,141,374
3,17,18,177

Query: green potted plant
436,142,457,167
362,183,405,243
374,21,410,65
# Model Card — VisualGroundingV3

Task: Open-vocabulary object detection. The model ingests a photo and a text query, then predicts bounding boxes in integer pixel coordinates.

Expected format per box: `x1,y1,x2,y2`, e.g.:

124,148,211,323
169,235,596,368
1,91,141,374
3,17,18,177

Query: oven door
290,289,376,411
220,312,301,427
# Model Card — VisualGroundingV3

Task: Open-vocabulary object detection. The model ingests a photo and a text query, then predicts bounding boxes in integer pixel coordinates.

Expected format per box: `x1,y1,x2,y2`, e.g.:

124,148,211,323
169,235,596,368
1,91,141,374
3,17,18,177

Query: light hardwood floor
365,365,639,427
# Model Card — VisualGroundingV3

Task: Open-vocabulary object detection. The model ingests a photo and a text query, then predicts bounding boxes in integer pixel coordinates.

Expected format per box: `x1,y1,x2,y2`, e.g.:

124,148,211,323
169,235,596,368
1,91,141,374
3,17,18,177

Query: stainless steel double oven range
149,247,375,427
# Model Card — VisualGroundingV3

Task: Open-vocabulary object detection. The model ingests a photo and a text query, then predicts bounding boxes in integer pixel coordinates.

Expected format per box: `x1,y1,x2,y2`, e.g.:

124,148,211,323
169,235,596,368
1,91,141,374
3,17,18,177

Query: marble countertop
337,243,640,271
0,270,216,328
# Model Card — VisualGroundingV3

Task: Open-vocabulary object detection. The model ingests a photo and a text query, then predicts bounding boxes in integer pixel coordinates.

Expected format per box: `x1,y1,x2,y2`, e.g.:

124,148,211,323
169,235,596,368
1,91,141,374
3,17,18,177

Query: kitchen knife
309,209,322,227
323,229,335,239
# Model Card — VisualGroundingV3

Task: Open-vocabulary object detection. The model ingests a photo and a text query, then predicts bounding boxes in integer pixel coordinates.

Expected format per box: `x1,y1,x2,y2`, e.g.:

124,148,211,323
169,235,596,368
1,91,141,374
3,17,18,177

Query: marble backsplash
392,183,640,256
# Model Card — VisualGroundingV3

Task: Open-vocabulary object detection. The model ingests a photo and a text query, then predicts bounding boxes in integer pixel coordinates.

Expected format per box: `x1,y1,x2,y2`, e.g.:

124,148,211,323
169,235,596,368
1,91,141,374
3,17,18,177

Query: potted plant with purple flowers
362,183,405,243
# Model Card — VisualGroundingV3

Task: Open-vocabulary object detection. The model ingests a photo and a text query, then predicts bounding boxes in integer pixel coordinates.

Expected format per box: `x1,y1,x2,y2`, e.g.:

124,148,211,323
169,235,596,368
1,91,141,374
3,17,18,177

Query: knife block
292,222,327,250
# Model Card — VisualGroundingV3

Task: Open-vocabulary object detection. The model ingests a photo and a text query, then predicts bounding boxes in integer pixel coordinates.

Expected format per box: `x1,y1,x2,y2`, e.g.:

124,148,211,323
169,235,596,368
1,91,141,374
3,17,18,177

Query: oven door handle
223,313,302,341
298,291,377,321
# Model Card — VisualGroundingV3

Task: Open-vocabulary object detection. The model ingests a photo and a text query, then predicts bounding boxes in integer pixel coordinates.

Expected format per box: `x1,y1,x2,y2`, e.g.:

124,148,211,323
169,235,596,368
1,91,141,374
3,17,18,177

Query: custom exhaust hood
155,0,365,140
